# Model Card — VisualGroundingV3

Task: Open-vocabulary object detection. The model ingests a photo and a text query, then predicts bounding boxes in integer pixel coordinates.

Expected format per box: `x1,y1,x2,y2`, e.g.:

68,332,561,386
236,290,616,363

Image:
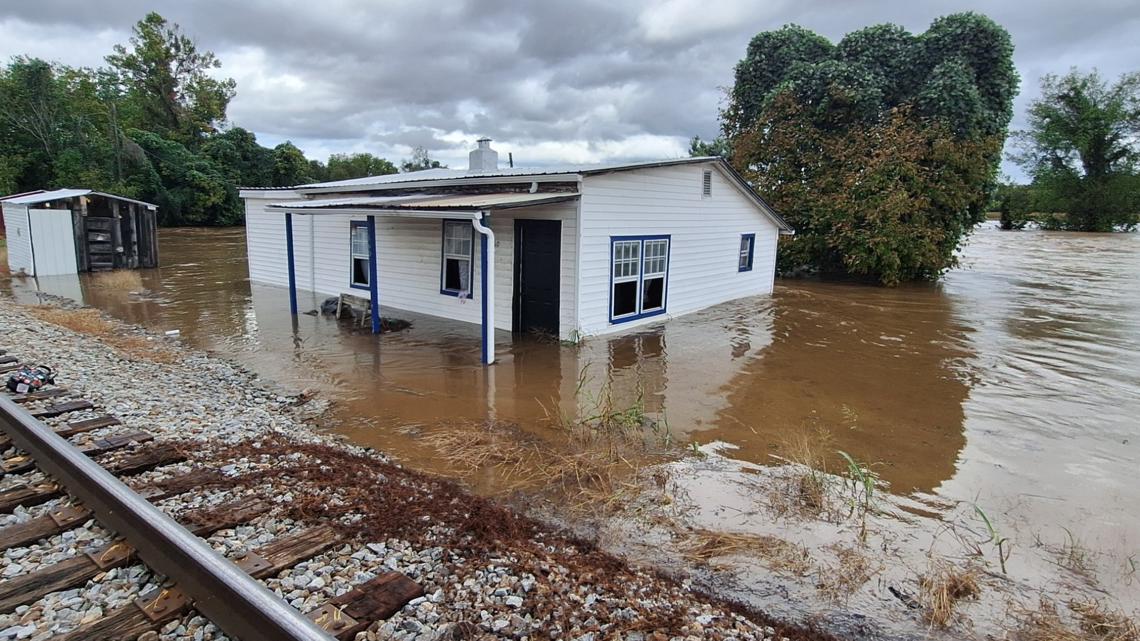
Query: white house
1,189,159,276
239,140,792,364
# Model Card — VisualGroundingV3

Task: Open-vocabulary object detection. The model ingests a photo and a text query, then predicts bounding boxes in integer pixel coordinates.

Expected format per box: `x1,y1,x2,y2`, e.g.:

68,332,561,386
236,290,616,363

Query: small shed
1,189,159,276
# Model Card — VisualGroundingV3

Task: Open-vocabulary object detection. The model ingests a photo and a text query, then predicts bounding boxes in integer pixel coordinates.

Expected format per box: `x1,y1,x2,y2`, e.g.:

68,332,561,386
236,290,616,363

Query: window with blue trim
350,221,370,288
739,233,755,272
441,220,473,297
611,236,670,322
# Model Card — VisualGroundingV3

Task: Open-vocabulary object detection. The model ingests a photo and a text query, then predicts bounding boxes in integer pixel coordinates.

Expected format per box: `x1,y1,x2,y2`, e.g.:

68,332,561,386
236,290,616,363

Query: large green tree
104,12,236,146
1013,69,1140,231
724,13,1018,283
327,152,398,181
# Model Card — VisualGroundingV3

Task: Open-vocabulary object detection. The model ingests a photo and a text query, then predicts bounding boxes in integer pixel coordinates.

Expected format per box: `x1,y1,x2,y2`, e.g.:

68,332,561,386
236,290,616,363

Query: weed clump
1014,598,1139,641
25,305,177,363
919,560,981,628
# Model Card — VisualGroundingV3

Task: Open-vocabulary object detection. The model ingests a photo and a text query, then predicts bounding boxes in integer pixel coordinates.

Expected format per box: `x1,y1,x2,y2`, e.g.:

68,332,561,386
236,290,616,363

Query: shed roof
3,189,157,210
268,192,579,215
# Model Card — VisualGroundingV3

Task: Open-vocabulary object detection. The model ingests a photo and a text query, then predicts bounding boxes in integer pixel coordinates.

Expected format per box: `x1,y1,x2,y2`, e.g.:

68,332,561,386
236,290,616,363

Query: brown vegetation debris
87,269,144,291
680,530,814,576
1014,598,1139,641
25,305,177,363
817,544,882,602
919,560,981,628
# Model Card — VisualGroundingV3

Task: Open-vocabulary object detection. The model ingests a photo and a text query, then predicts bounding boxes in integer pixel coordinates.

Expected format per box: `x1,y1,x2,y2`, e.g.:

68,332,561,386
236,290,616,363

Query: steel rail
0,396,335,641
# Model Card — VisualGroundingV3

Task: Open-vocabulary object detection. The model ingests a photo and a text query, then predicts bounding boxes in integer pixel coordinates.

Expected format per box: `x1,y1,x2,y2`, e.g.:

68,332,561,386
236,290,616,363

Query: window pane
352,257,370,286
444,257,471,292
613,281,637,317
351,225,369,257
642,276,664,311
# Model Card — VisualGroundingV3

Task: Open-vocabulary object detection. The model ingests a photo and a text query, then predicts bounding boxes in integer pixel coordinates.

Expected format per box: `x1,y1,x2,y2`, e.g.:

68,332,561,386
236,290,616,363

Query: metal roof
3,189,157,209
268,192,579,215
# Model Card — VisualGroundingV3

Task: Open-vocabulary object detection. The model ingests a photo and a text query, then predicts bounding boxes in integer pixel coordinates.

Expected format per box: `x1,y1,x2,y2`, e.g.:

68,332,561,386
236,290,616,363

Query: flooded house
1,189,159,276
239,140,793,364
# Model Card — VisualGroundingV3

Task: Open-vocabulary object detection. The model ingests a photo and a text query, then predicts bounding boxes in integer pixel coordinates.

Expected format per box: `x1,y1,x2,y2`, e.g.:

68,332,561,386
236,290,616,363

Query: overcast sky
2,0,1137,180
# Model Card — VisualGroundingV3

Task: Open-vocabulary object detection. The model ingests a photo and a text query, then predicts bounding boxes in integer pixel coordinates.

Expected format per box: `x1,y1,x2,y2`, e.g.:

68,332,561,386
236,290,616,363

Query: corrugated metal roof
287,157,721,191
5,189,93,205
268,192,579,213
3,189,157,209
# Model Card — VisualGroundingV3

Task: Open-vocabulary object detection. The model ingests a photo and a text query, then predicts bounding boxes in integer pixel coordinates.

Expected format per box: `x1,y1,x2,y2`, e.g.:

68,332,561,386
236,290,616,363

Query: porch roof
267,191,579,216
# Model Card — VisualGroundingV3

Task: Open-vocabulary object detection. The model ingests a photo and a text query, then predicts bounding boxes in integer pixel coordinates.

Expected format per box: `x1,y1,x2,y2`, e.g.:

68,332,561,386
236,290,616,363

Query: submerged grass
1014,598,1139,641
919,560,982,628
25,305,177,364
88,269,144,291
679,530,814,577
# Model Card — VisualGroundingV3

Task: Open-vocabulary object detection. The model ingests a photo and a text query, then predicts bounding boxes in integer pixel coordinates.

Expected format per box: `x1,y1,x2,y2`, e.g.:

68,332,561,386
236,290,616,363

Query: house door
513,219,561,336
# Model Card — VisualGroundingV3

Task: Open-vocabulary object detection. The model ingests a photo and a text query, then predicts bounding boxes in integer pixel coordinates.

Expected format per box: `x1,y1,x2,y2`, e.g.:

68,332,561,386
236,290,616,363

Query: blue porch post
367,215,380,334
285,212,297,315
480,222,490,364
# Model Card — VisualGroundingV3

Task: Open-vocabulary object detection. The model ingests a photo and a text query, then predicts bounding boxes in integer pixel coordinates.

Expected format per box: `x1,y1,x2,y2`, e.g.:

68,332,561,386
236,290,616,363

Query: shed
241,140,793,365
1,189,159,276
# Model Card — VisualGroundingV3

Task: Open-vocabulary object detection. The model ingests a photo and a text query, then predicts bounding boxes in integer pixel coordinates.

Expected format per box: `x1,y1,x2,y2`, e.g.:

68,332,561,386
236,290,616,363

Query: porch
266,192,579,365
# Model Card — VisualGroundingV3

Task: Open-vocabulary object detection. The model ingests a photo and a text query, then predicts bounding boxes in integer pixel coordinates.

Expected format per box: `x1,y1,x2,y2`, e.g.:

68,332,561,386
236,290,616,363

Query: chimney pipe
469,138,498,172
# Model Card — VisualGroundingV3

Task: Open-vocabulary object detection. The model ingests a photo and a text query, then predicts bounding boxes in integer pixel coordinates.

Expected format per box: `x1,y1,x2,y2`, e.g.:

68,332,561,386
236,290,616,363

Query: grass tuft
88,269,144,291
1014,598,1139,641
679,530,814,576
920,560,982,628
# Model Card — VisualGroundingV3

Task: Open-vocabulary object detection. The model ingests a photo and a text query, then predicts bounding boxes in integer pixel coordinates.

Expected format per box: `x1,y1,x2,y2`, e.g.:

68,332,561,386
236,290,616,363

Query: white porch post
472,213,495,365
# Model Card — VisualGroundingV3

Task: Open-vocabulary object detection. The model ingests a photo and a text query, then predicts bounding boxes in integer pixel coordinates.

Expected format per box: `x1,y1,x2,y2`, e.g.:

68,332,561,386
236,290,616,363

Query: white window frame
350,221,370,289
610,236,670,323
440,219,474,297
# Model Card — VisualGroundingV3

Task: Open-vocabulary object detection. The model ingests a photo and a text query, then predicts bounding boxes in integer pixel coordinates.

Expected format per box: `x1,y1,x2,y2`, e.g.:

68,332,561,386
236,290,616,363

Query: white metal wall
27,209,78,276
242,198,580,339
576,163,780,337
1,203,34,275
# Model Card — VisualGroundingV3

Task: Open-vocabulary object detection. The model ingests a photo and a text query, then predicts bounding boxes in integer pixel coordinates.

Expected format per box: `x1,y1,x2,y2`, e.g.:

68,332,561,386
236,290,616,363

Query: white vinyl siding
577,162,780,336
243,197,579,340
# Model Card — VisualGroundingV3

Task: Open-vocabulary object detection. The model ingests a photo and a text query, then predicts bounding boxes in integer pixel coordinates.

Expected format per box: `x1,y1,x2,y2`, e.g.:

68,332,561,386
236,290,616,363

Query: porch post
472,213,495,365
367,215,380,334
285,212,297,315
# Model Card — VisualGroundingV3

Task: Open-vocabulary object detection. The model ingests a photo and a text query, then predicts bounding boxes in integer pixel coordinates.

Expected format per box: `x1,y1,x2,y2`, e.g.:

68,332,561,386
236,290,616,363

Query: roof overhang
2,188,157,210
267,192,579,217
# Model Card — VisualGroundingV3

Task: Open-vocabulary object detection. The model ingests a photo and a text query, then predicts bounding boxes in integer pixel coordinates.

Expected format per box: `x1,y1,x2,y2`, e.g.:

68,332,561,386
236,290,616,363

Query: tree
327,152,398,181
129,129,241,226
688,136,731,157
401,146,445,172
272,141,313,186
735,96,997,285
1013,69,1140,231
723,14,1017,283
202,127,274,187
105,12,236,145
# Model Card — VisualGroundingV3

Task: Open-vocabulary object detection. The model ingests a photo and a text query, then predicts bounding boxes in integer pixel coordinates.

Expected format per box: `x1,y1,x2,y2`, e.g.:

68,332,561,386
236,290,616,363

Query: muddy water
8,225,1140,583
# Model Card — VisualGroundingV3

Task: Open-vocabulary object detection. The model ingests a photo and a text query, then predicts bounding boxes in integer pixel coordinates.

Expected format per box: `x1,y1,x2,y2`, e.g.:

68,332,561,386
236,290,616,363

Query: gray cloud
2,0,1138,176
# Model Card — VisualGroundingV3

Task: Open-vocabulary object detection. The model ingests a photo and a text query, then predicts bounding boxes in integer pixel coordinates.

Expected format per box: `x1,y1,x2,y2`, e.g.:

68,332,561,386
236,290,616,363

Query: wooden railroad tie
29,399,95,419
1,430,152,475
0,499,272,614
51,525,345,640
306,572,425,640
0,444,183,514
0,415,121,451
9,388,70,404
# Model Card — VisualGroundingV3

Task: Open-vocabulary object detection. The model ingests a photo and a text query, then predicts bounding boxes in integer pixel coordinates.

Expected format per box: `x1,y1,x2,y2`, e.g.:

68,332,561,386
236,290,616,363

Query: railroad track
0,351,423,641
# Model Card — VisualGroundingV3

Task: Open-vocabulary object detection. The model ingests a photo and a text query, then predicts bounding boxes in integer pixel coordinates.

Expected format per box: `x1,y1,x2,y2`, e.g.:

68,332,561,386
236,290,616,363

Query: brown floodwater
7,225,1140,572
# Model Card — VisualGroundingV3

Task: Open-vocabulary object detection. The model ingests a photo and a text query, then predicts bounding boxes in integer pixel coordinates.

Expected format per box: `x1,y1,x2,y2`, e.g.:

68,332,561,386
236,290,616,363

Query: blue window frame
349,220,371,289
609,235,670,324
440,219,474,297
739,233,755,272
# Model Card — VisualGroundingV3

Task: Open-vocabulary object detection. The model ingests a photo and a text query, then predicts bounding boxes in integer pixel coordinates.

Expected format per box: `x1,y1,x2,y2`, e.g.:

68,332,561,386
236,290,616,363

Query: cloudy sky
2,0,1137,179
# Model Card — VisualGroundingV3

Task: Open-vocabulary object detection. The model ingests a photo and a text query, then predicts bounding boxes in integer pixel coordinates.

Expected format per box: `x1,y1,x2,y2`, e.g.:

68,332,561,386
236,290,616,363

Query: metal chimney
469,138,499,172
